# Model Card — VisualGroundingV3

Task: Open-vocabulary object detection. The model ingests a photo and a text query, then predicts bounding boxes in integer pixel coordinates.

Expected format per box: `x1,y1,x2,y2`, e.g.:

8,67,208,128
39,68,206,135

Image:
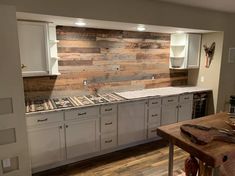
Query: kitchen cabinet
161,103,178,126
178,94,193,122
65,117,100,159
100,104,117,150
161,94,193,125
170,33,201,69
147,98,162,139
118,100,147,146
27,122,65,169
18,21,60,77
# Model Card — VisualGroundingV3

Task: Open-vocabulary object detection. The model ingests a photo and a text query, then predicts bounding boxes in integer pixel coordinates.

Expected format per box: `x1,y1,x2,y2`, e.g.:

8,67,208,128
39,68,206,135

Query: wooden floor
34,140,188,176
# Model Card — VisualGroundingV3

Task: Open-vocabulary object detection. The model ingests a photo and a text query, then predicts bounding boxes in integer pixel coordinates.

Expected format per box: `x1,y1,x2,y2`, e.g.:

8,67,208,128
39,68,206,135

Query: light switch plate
2,158,11,168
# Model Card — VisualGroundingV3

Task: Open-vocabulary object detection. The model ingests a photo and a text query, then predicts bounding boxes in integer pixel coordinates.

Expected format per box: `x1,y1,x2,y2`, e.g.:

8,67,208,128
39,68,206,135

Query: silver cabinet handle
105,122,113,125
105,139,112,143
151,129,157,133
37,118,48,122
152,114,158,117
184,97,189,100
168,99,174,102
152,102,159,105
78,112,87,116
105,108,112,112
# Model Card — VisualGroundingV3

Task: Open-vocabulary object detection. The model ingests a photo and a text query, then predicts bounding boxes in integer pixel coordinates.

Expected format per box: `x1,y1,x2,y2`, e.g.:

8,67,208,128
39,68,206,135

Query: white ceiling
16,12,214,34
160,0,235,13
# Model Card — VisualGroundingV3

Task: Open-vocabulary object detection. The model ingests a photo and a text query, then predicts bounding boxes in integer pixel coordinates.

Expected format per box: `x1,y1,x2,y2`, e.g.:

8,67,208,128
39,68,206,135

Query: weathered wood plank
24,26,187,98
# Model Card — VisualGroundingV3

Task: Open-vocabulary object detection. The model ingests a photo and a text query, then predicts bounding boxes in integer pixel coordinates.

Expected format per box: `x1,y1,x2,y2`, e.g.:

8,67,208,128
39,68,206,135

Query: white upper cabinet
170,33,201,69
18,21,60,77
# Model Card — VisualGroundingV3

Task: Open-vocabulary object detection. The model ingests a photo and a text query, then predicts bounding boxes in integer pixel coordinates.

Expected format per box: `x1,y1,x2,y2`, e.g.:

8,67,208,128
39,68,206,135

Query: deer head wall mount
203,42,216,68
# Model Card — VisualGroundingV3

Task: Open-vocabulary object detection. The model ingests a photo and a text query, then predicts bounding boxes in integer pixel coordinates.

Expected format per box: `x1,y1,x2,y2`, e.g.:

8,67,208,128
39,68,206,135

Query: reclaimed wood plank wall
23,27,188,98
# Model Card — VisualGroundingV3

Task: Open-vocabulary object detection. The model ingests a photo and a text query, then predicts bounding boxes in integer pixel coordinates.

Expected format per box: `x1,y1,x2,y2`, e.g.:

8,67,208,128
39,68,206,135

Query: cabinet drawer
148,107,161,124
101,115,117,134
65,107,99,120
101,133,117,150
162,96,178,105
26,112,63,126
101,104,117,115
179,94,193,102
149,98,161,107
148,126,159,139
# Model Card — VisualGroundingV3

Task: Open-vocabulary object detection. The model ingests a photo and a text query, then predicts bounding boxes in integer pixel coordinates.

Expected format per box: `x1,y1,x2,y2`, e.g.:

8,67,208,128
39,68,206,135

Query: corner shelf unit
169,33,201,69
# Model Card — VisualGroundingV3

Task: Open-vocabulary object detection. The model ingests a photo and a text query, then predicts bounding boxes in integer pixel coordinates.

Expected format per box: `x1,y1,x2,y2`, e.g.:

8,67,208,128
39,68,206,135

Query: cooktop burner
51,97,75,109
26,99,54,113
86,94,109,104
73,96,94,106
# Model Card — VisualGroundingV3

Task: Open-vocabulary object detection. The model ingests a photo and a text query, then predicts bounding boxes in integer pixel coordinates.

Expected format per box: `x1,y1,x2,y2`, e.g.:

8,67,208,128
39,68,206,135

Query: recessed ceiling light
75,21,86,26
176,30,185,34
137,25,146,31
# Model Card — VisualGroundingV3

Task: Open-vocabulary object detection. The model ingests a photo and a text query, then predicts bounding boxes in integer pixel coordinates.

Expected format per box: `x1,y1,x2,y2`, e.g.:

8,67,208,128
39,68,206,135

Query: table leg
168,141,174,176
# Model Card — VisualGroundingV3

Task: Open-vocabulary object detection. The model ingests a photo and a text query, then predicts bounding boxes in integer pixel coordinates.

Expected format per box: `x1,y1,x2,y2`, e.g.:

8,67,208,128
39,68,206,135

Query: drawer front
26,112,64,126
149,98,161,107
148,107,161,125
148,126,159,139
65,107,99,120
101,115,117,133
101,104,117,115
162,96,178,105
179,94,193,102
101,133,117,150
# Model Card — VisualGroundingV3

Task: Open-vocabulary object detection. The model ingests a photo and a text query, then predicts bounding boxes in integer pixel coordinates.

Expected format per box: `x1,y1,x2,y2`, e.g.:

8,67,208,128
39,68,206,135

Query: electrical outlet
2,158,11,168
83,80,87,86
200,76,205,83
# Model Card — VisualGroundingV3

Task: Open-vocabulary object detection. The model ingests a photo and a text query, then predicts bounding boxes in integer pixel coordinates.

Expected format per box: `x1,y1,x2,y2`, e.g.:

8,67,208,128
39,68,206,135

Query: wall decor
203,42,216,68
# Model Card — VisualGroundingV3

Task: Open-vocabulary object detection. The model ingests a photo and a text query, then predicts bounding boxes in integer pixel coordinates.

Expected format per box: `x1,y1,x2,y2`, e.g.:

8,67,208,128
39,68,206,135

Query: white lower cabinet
26,93,196,172
27,122,65,169
178,95,193,122
65,118,100,159
118,100,147,146
161,95,178,126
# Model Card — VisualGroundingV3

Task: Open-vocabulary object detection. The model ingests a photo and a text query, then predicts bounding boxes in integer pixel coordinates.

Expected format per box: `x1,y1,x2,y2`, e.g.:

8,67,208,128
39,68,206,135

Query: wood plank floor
34,140,188,176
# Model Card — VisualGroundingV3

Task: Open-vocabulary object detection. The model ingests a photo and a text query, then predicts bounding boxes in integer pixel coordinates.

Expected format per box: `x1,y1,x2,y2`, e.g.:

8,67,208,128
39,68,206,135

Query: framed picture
228,48,235,63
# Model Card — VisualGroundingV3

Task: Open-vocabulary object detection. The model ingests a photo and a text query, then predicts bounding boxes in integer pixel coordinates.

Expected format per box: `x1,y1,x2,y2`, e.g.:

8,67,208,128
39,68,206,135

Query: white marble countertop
115,86,212,99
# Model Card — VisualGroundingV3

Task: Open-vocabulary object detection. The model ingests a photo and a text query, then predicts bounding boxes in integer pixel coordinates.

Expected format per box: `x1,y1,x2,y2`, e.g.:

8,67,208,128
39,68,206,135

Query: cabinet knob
59,126,63,129
65,125,68,128
21,64,27,69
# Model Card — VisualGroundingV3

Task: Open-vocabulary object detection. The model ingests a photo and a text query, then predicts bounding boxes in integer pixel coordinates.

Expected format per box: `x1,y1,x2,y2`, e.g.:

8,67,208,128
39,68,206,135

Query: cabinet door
178,101,193,122
27,123,65,169
118,101,147,146
187,34,201,68
65,118,100,159
18,21,49,76
161,104,178,126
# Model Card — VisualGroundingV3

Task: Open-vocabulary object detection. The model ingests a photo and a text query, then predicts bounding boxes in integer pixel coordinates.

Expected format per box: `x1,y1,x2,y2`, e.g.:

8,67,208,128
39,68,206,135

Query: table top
157,112,235,167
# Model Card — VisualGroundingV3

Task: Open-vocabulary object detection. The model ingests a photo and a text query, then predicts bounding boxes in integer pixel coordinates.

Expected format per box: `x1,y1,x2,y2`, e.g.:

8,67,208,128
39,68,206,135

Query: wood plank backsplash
23,27,188,98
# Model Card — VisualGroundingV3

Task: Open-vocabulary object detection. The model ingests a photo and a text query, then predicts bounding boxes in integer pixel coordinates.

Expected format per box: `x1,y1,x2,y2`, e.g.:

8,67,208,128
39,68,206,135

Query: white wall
188,32,224,113
0,5,31,176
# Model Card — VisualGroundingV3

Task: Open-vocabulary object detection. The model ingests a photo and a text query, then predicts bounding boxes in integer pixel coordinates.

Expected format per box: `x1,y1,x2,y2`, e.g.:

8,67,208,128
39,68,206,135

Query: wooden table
157,112,235,176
